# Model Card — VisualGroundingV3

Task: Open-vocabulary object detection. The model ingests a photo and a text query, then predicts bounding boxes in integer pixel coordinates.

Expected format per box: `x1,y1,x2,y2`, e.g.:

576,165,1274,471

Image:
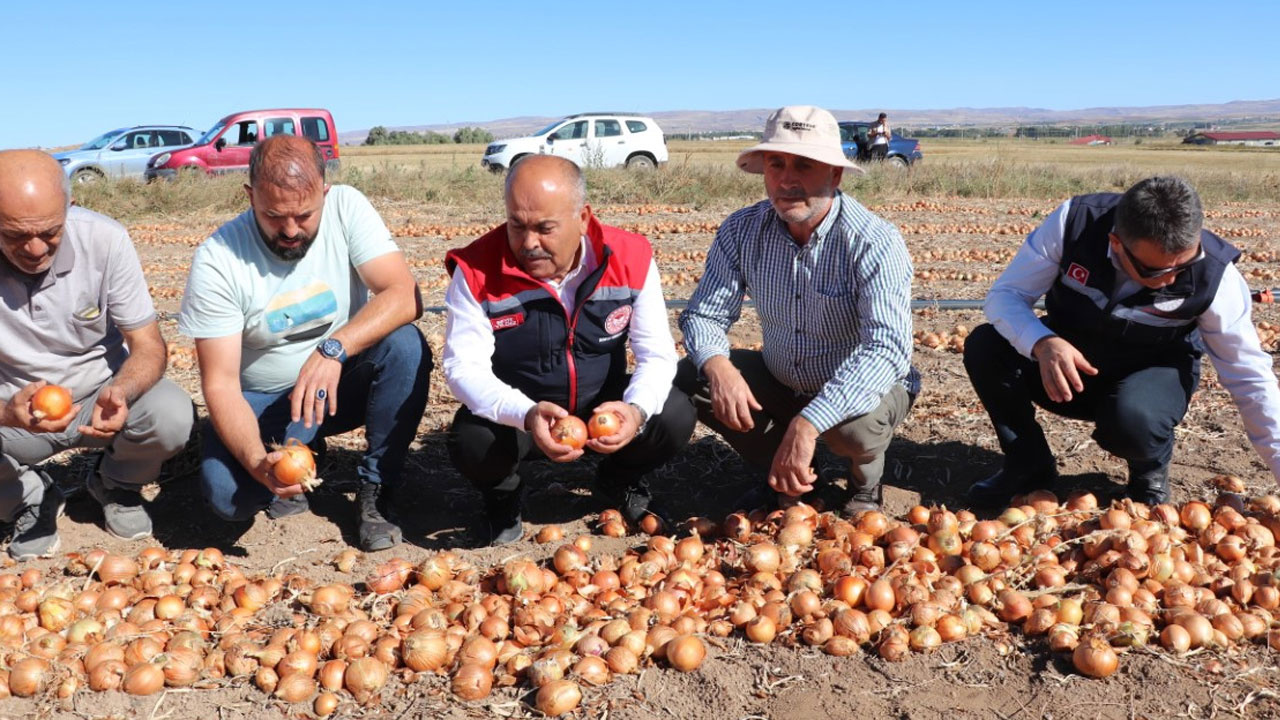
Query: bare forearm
205,388,268,472
112,340,167,404
331,284,420,356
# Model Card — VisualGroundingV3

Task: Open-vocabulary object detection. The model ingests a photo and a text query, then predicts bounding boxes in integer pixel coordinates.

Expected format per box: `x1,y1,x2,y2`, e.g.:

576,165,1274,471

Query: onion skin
451,663,493,700
536,678,583,716
665,635,707,671
1072,636,1119,678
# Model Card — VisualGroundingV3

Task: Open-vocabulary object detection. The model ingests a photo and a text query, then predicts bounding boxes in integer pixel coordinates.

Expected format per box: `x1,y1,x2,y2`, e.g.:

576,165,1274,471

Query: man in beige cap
0,150,194,559
676,105,919,515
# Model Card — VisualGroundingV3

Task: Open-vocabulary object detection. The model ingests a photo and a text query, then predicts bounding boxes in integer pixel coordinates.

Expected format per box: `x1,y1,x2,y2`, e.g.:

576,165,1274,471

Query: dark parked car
839,121,923,167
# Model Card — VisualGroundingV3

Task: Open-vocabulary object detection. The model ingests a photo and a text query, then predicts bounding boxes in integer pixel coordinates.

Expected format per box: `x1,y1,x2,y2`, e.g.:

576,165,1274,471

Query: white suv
482,113,668,172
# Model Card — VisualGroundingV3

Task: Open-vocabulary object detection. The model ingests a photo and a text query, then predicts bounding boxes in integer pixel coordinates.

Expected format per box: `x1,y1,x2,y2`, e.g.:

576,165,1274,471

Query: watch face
321,339,342,357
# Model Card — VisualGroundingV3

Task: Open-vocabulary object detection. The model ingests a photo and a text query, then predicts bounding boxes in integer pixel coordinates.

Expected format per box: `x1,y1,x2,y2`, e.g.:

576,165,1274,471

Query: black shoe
595,475,668,527
357,482,402,551
267,493,310,520
1125,463,1170,506
842,484,883,517
731,483,780,514
483,490,523,546
968,467,1056,508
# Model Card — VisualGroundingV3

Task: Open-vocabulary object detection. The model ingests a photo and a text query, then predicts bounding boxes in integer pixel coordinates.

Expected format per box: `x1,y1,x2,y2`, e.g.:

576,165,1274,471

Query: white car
482,113,668,172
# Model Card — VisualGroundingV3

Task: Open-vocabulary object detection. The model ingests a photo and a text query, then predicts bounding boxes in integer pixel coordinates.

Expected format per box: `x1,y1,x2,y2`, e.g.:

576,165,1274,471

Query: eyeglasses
1117,242,1205,279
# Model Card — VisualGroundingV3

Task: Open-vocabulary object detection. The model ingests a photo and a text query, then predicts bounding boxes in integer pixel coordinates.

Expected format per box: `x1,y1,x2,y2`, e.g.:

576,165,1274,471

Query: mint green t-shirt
178,185,399,393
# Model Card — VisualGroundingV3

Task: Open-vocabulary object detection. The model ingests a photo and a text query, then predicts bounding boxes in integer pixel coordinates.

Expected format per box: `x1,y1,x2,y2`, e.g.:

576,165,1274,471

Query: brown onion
451,663,493,700
536,678,582,716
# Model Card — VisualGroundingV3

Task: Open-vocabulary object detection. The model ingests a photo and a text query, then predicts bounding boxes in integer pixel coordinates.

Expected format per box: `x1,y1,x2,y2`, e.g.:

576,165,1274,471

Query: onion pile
3,481,1280,706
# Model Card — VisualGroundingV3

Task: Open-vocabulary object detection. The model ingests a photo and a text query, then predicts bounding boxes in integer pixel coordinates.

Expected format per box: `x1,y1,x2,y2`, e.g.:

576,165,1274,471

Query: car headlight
486,144,506,155
57,157,71,166
151,153,171,167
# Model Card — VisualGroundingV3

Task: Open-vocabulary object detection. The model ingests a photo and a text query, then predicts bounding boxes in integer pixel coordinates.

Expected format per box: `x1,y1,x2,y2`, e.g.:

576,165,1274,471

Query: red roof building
1069,134,1113,146
1184,131,1280,146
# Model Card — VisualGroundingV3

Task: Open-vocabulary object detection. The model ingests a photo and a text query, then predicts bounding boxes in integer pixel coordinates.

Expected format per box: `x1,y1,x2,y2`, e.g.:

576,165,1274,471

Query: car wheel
72,168,104,185
486,163,505,175
626,154,656,171
510,154,530,169
888,156,909,168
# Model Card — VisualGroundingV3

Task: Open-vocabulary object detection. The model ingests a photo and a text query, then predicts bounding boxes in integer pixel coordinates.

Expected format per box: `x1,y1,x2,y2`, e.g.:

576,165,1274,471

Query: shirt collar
545,236,592,291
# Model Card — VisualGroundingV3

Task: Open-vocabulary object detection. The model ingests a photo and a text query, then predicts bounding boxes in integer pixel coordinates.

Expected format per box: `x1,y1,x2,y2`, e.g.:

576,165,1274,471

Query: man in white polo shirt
180,135,430,551
0,150,194,559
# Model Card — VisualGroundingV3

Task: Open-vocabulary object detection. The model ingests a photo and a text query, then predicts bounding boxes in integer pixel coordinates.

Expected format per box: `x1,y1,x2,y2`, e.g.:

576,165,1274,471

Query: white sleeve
442,267,536,429
984,200,1071,358
1198,264,1280,482
622,258,678,419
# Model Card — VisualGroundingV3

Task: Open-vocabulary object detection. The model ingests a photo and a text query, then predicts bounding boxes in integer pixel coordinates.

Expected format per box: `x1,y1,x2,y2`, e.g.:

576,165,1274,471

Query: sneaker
483,490,523,546
267,493,310,520
8,474,66,561
86,471,152,541
357,482,402,551
1125,463,1170,506
842,484,883,517
967,466,1057,508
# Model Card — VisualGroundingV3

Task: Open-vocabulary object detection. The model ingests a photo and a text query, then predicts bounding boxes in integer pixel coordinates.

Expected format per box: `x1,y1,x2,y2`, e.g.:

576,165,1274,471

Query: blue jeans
200,324,431,521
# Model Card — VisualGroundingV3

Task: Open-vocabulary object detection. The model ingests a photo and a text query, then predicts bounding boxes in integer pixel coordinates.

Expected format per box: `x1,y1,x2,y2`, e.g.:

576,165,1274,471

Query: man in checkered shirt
676,106,920,515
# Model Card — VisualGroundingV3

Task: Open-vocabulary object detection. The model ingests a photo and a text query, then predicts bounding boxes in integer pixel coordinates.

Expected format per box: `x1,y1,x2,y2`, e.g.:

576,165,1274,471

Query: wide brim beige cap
737,105,863,175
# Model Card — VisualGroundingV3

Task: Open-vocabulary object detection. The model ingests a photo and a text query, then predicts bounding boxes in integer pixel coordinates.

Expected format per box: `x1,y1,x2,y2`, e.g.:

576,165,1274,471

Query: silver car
53,126,197,183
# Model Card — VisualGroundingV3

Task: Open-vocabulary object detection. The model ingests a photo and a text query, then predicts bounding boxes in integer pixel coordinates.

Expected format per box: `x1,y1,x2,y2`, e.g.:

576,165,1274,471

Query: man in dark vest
442,155,695,545
965,176,1280,506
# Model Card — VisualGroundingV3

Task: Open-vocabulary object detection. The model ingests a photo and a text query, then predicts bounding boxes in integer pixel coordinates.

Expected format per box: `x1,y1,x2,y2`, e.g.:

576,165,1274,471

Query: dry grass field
6,139,1280,719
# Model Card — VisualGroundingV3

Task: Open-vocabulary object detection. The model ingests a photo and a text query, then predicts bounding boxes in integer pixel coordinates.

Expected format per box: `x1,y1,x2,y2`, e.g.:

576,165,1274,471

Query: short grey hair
1114,176,1204,253
506,155,586,210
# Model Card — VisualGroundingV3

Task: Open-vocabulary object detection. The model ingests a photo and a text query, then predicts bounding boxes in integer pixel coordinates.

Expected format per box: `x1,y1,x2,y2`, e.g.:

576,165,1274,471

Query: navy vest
446,218,650,415
1043,193,1239,364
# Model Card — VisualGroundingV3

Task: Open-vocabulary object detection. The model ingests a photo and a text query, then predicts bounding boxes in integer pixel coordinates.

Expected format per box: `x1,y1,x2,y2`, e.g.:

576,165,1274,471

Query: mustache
519,248,553,261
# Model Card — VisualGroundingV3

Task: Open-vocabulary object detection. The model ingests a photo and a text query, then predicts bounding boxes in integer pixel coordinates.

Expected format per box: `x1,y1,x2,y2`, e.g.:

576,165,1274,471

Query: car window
550,121,587,141
595,120,622,138
156,130,190,146
116,131,155,150
263,117,296,138
625,120,647,134
301,116,330,142
224,121,259,146
839,125,855,143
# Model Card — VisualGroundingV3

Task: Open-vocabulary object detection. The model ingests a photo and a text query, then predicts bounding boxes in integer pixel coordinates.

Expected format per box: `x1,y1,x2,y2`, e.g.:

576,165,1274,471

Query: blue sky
2,0,1276,148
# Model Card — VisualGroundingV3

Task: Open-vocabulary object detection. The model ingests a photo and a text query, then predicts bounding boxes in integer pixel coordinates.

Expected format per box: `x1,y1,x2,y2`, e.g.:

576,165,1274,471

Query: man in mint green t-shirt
179,135,430,551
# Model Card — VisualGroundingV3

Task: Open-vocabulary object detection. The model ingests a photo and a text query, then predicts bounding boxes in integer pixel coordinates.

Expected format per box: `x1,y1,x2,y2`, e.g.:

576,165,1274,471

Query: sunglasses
1116,241,1205,279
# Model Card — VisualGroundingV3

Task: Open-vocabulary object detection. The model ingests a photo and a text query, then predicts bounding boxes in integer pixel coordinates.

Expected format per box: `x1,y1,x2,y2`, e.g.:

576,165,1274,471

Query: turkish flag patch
1066,263,1090,285
491,313,525,330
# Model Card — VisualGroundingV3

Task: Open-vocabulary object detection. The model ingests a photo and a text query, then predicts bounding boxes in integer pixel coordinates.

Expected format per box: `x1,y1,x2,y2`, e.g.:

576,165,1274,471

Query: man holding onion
442,154,695,545
179,135,430,551
967,176,1280,506
677,105,920,515
0,149,194,559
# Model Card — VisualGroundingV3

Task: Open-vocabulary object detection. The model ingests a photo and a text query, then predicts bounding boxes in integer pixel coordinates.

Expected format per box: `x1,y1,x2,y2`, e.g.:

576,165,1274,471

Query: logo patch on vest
491,313,525,331
1151,297,1186,313
1066,263,1090,285
604,306,633,335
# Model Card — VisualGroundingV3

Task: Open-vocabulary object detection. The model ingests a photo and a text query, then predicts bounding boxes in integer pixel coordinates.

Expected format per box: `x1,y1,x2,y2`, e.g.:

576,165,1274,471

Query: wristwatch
628,402,649,434
317,338,348,363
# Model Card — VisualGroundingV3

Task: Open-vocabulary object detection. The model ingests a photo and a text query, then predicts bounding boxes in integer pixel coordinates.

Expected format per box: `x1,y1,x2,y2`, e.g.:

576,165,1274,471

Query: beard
257,221,317,261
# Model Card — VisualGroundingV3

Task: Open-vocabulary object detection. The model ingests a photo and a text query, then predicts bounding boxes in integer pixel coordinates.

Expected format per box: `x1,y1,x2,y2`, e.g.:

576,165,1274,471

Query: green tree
453,126,495,144
363,126,389,145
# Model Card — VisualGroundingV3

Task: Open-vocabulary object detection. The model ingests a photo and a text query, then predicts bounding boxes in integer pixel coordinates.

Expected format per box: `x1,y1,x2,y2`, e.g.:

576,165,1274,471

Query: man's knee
198,460,261,522
962,323,1009,373
374,325,431,372
120,380,195,456
1095,400,1176,460
448,408,521,486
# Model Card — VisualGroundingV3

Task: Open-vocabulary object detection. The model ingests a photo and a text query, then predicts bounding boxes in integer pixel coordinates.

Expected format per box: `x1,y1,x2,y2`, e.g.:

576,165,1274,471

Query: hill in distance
339,99,1280,144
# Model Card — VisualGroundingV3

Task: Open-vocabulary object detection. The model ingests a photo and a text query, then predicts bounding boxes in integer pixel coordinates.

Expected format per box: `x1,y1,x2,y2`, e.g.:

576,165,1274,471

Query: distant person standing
869,113,891,162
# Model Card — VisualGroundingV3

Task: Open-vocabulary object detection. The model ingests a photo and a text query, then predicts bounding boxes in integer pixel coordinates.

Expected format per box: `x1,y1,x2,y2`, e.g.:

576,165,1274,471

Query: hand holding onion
525,402,585,462
4,381,79,431
585,401,642,454
270,439,322,491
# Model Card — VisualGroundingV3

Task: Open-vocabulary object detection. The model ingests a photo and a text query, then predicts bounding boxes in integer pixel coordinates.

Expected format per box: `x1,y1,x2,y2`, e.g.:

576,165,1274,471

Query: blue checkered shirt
679,193,921,432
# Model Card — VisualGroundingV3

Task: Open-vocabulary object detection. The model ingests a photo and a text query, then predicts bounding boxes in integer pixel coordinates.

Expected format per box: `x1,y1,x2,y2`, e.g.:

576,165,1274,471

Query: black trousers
962,323,1199,478
448,384,696,497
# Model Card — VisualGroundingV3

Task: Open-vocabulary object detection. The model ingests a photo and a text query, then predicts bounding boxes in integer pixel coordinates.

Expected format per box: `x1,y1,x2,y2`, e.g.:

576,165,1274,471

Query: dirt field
5,170,1280,718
